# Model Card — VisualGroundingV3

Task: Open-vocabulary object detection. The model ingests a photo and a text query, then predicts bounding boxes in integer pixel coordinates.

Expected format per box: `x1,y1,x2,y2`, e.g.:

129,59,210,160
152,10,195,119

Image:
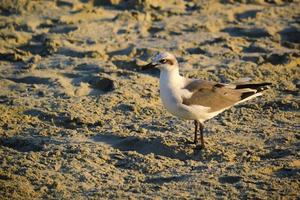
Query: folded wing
182,80,271,112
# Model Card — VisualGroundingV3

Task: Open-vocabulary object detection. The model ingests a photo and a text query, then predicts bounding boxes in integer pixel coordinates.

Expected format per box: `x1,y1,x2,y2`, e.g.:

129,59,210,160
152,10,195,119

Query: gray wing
182,79,270,112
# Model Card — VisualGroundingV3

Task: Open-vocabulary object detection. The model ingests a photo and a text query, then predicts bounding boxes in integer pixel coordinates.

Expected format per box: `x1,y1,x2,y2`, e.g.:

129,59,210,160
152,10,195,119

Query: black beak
140,62,158,70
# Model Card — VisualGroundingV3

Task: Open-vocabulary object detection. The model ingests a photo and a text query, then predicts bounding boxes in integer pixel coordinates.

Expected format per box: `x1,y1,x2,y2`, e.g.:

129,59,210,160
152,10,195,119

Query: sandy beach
0,0,299,199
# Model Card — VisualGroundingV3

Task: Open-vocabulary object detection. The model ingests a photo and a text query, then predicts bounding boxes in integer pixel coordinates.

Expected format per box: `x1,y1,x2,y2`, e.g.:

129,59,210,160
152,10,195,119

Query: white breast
159,70,196,119
160,82,179,114
159,69,218,122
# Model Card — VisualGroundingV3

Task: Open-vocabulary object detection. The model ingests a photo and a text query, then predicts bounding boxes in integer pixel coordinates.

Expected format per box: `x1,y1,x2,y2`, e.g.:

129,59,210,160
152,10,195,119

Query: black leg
199,122,205,148
193,120,198,144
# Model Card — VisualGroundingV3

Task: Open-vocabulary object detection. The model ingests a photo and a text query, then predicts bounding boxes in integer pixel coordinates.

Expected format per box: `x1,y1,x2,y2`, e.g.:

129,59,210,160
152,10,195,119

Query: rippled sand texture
0,0,299,199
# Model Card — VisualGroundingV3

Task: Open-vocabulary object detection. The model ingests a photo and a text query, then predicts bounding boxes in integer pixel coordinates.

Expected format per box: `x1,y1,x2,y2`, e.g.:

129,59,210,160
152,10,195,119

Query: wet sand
0,0,299,199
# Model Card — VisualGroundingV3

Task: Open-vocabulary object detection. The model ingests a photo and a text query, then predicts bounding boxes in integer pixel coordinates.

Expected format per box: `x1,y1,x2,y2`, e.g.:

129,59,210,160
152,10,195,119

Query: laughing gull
141,52,271,148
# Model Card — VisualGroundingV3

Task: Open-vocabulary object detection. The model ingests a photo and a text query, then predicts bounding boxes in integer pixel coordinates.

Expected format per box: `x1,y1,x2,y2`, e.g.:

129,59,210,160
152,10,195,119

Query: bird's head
141,52,178,72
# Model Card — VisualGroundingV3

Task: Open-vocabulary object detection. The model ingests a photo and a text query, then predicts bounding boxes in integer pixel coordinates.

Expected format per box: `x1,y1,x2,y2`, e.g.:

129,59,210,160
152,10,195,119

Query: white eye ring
160,59,167,64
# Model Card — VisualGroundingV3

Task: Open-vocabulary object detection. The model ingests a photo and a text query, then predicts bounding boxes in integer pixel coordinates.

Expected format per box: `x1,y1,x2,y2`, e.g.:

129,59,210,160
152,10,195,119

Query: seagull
141,52,271,148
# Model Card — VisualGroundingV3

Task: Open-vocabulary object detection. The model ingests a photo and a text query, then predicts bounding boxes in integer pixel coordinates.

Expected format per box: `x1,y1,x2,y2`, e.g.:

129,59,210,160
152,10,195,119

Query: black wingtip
257,85,271,92
236,82,272,90
241,91,256,100
258,82,272,92
239,82,272,100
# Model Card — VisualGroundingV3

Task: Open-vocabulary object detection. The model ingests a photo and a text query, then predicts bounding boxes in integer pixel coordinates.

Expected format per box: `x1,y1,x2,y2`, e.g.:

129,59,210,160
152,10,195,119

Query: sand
0,0,299,199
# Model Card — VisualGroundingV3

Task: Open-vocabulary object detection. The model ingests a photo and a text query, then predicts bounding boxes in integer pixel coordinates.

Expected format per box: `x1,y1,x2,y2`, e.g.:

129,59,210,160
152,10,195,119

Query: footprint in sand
6,63,115,97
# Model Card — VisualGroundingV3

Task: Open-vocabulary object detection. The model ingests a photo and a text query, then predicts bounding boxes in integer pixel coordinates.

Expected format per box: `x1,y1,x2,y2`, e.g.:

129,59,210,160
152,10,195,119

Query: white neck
159,65,186,115
160,67,185,89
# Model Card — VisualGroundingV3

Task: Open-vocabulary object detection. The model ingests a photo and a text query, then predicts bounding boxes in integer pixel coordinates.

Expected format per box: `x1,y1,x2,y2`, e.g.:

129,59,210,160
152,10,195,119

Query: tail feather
237,82,272,100
241,91,256,100
236,82,272,91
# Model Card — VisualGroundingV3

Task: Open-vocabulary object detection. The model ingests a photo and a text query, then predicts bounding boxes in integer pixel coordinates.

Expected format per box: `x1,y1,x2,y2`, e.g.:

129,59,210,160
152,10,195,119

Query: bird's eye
160,59,167,64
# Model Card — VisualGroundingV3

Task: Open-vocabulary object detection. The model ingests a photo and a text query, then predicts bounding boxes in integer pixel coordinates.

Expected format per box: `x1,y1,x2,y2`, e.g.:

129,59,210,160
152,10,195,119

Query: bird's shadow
91,133,209,161
0,133,213,162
